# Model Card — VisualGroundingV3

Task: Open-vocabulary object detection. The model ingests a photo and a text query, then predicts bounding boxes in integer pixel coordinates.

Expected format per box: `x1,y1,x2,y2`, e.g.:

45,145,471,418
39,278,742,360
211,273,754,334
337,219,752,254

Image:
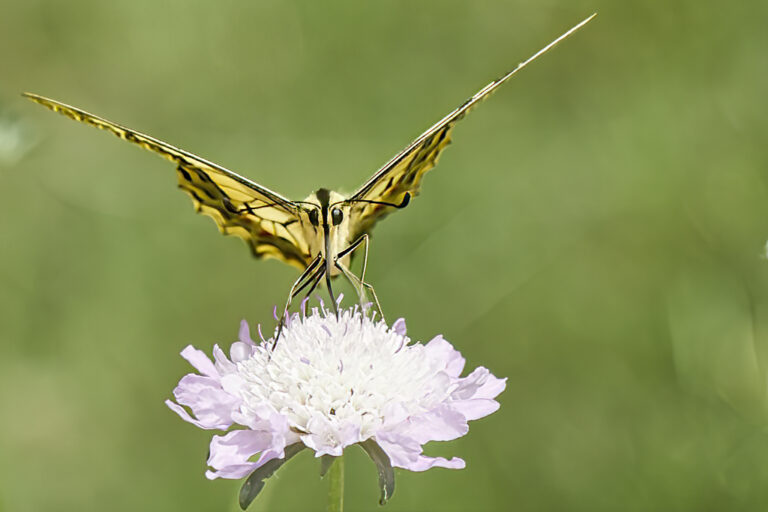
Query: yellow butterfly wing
23,93,311,270
347,15,595,241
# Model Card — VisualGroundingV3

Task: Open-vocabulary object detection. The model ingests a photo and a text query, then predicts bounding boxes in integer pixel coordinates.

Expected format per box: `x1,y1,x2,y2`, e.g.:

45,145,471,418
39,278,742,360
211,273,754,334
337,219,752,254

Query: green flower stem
327,455,345,512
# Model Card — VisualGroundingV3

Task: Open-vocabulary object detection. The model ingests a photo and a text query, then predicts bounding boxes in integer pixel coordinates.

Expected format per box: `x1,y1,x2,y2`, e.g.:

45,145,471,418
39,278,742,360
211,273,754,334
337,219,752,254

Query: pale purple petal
165,400,219,430
452,367,506,400
405,454,466,471
472,373,507,400
379,402,409,427
424,335,465,377
205,464,258,480
254,447,284,467
206,430,281,479
208,429,271,467
239,319,256,346
167,374,239,429
391,318,407,336
180,345,219,379
229,341,254,363
229,399,292,435
337,422,362,447
374,431,420,467
212,344,236,373
398,405,468,443
231,321,263,361
218,373,247,399
450,398,501,421
375,432,466,471
301,415,361,456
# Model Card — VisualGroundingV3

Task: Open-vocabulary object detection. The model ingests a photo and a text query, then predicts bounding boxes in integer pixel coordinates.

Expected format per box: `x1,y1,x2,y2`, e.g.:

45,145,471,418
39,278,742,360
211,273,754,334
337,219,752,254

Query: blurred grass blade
667,269,767,420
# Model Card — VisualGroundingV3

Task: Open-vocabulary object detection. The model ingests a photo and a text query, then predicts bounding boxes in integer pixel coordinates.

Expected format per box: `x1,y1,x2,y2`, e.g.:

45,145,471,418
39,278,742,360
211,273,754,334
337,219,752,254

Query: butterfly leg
335,262,366,308
335,234,367,301
273,265,327,347
284,254,323,312
302,266,326,301
335,234,384,322
335,260,384,323
357,234,371,295
287,263,327,308
274,255,323,346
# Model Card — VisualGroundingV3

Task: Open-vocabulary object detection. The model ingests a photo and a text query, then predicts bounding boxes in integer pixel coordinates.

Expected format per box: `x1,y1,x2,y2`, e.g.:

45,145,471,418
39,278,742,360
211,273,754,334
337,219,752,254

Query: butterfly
24,15,593,325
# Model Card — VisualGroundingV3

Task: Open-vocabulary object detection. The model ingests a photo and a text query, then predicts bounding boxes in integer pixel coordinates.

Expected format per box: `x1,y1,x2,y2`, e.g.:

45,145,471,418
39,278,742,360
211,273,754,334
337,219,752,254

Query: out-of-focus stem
327,455,344,512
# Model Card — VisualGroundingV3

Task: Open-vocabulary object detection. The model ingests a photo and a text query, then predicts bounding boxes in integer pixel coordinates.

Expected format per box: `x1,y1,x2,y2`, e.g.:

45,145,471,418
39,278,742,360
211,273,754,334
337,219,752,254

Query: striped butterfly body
25,16,593,328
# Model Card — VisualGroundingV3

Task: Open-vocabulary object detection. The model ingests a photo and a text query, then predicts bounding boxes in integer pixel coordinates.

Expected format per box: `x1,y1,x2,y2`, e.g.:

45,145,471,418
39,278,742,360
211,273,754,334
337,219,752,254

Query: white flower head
166,303,505,507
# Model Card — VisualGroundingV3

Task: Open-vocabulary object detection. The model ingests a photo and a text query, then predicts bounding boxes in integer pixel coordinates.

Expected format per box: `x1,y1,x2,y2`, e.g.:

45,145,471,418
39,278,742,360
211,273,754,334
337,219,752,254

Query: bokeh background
2,1,768,510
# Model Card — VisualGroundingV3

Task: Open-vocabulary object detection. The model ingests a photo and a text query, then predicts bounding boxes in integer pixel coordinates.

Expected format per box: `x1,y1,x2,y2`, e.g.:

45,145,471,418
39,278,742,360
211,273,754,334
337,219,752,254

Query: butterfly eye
331,207,343,226
309,209,320,226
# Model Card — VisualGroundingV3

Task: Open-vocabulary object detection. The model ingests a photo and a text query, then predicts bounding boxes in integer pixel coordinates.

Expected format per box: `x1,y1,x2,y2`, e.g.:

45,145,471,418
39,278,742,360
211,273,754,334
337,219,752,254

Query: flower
166,302,506,506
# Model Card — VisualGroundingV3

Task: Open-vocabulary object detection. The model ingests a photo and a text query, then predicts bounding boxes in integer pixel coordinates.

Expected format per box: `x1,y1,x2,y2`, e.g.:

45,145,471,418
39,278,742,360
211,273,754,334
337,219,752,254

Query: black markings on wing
24,93,312,269
346,85,490,241
175,162,310,268
348,82,501,241
348,122,453,240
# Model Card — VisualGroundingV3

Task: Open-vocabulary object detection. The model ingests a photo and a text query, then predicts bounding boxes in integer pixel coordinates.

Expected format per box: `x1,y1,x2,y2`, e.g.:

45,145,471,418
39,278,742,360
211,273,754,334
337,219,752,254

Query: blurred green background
2,1,768,510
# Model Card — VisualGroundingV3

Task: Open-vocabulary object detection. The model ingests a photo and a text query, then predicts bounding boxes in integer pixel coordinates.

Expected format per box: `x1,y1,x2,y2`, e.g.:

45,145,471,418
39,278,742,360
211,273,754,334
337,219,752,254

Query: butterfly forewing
176,162,311,268
347,14,595,242
347,123,453,241
23,93,312,269
345,79,525,242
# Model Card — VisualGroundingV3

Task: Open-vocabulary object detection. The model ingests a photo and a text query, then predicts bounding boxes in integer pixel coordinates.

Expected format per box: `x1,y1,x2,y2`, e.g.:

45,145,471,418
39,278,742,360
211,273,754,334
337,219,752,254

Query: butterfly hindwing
23,93,311,269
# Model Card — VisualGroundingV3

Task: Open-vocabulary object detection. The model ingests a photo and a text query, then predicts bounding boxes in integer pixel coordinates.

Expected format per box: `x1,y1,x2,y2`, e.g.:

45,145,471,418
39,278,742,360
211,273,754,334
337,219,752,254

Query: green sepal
360,439,395,505
239,443,306,510
319,454,337,477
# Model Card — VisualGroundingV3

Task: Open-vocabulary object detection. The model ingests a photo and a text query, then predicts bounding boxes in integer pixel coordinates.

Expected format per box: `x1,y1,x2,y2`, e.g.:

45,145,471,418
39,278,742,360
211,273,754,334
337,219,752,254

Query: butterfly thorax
301,188,352,276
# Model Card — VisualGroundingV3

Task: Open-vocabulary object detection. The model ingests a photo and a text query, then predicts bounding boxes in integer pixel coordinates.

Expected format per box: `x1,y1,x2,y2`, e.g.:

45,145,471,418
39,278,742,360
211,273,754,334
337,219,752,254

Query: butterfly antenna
345,193,411,209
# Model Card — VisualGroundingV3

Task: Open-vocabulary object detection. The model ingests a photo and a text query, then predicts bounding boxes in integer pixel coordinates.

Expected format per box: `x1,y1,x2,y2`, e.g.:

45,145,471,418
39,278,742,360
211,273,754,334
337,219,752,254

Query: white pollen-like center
233,308,450,439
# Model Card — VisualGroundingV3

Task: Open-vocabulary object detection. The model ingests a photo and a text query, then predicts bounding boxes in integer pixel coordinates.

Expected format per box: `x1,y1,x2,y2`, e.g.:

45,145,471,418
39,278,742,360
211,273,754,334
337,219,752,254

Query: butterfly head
307,200,344,228
297,188,350,268
305,188,348,229
300,188,410,261
299,188,352,260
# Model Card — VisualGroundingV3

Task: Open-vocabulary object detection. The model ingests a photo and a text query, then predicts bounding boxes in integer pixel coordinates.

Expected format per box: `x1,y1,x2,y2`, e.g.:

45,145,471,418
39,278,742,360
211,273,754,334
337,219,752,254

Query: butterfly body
299,188,353,277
